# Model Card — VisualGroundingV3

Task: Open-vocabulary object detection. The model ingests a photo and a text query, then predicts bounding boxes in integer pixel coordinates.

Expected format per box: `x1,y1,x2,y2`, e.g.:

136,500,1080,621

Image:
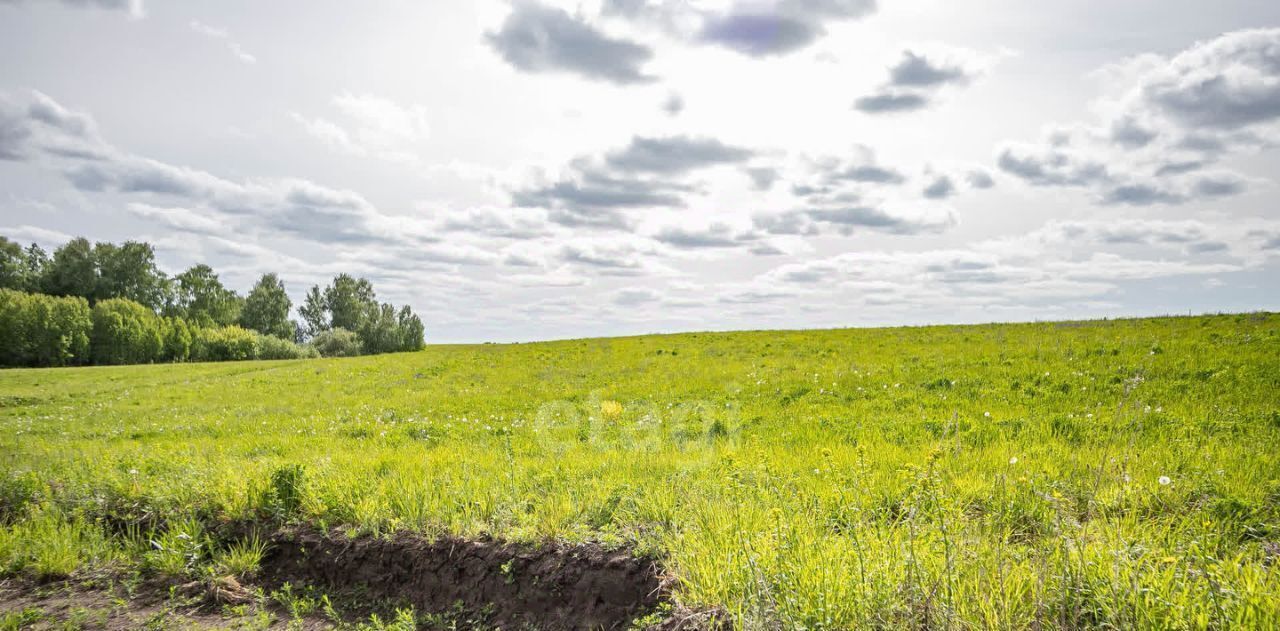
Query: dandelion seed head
1009,456,1018,465
1159,476,1171,486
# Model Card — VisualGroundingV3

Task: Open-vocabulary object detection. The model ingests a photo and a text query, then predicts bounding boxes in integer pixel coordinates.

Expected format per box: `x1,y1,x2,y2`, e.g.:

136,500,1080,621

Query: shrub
256,333,319,360
0,289,91,367
192,325,260,362
310,327,363,357
160,317,194,362
90,298,163,365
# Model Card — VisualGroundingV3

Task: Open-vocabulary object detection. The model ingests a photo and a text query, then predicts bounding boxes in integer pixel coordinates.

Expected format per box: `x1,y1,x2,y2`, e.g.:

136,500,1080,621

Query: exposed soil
0,529,727,630
260,529,667,630
0,577,318,630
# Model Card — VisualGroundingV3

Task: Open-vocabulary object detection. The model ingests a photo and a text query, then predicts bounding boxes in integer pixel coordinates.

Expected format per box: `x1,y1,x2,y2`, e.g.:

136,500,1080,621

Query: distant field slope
2,313,1279,628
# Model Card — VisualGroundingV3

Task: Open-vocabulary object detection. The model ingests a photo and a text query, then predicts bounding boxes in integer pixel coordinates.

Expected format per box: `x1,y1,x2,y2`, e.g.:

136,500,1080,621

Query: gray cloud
922,174,956,199
798,151,911,195
614,0,874,57
0,89,453,250
854,91,929,113
698,12,820,57
663,92,684,116
513,135,754,228
0,0,142,15
0,90,101,161
718,289,797,304
1100,183,1184,206
487,2,655,85
756,205,954,237
999,137,1250,207
1193,174,1247,197
559,242,648,275
653,224,742,249
745,166,780,191
0,113,32,160
998,29,1278,207
513,167,691,229
856,47,983,114
996,146,1109,187
437,208,552,240
1110,116,1158,148
966,169,995,189
1153,160,1204,177
1140,28,1280,130
888,51,971,88
605,135,754,174
808,206,953,235
1050,220,1252,258
834,164,904,184
612,288,661,305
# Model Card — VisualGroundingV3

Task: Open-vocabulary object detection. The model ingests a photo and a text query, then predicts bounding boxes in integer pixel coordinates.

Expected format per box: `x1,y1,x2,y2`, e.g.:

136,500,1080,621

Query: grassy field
2,313,1279,629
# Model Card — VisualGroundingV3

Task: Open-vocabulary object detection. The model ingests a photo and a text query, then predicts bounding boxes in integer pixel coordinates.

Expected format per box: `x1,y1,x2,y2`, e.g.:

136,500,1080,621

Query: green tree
90,298,163,365
358,303,401,354
298,285,328,339
0,237,25,290
192,325,259,362
171,264,242,326
397,305,425,351
0,290,92,367
161,316,194,362
310,327,362,357
41,237,97,300
239,273,294,340
21,244,49,292
93,241,169,310
324,274,376,332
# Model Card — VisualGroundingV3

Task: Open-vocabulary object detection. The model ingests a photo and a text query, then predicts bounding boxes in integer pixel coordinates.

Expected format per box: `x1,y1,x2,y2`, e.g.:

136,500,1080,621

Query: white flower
128,469,139,475
983,411,991,418
1158,476,1171,486
1009,456,1018,465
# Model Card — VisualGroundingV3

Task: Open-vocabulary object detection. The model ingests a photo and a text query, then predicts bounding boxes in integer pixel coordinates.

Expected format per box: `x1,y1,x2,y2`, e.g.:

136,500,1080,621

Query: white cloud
998,28,1280,206
292,93,430,165
190,20,256,64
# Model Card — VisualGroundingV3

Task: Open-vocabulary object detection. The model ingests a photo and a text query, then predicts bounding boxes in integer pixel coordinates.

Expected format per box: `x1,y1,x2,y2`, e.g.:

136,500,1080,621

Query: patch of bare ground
0,577,310,630
260,529,669,630
0,529,728,630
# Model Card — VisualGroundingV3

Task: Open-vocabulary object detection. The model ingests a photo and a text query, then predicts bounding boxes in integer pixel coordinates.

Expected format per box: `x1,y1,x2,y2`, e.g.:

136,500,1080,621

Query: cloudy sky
2,0,1279,342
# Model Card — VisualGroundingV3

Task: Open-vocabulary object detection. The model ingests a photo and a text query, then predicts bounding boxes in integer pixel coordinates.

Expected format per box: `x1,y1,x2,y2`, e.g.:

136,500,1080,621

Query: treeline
0,235,424,368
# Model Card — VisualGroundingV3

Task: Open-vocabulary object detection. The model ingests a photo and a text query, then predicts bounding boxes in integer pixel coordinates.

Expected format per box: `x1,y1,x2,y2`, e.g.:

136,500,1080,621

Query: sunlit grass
0,313,1278,628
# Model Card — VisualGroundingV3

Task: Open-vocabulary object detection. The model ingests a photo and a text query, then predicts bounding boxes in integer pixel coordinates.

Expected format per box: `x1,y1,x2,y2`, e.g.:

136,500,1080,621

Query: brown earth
0,577,318,630
1,529,728,630
260,529,668,630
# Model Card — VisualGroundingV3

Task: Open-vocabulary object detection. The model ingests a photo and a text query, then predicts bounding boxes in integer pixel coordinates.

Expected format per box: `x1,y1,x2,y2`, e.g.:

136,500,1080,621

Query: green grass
1,313,1279,628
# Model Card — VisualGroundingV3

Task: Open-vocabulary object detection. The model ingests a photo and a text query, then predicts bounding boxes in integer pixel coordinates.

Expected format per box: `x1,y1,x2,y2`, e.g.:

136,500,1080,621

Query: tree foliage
171,264,242,327
0,289,92,367
239,273,294,340
92,241,169,310
41,237,97,300
310,327,363,357
90,298,164,366
303,274,425,353
298,285,328,339
1,233,427,367
191,325,259,362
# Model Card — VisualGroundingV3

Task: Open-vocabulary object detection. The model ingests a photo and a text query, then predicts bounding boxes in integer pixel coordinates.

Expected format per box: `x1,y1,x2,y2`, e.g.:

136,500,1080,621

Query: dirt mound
261,529,666,630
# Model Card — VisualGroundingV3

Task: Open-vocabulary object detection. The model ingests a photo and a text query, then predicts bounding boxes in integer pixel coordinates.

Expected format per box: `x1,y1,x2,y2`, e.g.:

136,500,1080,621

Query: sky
1,0,1278,343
